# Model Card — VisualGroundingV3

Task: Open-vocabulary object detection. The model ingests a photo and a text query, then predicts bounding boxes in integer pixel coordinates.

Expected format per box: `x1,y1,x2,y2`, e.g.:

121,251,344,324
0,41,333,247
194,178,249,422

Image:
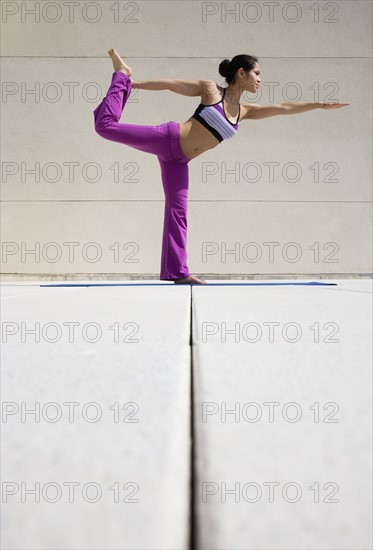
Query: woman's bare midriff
178,118,220,160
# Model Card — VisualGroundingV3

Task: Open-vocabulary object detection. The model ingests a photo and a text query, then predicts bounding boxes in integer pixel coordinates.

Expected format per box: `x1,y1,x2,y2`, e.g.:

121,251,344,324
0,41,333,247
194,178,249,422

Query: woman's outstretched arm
242,101,350,120
282,101,350,114
131,80,168,91
131,79,206,96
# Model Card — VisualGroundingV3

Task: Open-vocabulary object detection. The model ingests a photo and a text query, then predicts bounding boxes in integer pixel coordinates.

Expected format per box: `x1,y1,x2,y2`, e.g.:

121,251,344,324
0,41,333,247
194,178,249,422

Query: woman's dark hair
219,54,259,85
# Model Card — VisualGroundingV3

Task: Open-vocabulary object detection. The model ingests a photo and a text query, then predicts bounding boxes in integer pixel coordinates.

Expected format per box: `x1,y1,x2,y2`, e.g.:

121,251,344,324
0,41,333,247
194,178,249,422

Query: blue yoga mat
40,282,337,287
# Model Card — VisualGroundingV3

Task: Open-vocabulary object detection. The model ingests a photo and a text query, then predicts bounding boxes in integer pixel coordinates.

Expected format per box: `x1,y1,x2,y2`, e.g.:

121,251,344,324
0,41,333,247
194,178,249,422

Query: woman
94,49,349,285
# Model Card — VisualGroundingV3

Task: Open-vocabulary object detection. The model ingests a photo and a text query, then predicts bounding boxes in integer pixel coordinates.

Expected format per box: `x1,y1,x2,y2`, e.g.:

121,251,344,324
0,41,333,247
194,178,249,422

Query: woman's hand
320,102,350,109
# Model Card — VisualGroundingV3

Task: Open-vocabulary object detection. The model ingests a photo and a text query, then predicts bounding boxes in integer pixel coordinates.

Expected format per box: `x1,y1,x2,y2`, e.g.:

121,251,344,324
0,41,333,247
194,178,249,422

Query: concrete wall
1,1,372,279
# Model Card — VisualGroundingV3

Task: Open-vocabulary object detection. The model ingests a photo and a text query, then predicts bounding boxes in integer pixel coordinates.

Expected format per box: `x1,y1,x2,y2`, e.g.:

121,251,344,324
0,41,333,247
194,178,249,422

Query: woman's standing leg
157,122,207,284
158,157,190,280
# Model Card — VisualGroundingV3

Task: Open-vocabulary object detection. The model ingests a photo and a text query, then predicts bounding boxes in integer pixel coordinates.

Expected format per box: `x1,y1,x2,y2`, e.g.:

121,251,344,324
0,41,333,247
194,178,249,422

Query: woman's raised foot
108,48,133,77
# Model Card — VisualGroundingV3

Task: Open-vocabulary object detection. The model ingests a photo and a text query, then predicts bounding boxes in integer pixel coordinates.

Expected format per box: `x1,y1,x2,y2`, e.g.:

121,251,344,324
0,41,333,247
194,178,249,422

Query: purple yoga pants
93,71,191,280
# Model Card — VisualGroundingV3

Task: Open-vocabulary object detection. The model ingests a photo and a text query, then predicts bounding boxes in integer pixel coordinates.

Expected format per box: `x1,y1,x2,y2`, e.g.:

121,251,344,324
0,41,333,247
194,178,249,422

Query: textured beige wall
1,1,372,278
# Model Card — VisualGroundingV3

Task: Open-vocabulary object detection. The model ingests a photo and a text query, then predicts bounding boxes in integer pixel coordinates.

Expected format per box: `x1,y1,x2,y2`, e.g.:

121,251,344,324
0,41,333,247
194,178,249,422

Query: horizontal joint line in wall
1,200,371,204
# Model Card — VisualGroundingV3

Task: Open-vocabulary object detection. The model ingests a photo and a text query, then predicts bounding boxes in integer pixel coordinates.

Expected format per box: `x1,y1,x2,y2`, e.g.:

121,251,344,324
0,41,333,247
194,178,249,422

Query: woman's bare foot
174,275,207,285
108,48,133,77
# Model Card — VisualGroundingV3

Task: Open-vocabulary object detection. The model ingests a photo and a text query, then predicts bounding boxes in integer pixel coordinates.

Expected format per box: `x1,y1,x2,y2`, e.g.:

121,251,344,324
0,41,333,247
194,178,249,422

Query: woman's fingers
323,102,351,109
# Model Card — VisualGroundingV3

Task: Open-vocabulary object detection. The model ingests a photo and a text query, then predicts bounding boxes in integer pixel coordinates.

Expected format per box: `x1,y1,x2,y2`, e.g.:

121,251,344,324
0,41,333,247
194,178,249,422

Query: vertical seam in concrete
188,286,196,549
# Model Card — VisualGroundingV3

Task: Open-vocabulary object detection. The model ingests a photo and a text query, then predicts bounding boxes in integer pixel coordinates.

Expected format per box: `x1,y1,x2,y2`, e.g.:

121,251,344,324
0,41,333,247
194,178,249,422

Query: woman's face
244,64,261,92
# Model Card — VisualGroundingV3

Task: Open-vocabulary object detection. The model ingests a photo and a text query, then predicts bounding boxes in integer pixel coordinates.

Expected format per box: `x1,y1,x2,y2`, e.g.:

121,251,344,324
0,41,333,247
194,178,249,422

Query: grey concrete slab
192,279,372,550
1,283,191,550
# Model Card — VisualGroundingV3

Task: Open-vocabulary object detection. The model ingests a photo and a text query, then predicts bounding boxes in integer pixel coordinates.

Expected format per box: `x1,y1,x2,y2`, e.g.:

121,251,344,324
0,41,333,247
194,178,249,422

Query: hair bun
218,59,231,78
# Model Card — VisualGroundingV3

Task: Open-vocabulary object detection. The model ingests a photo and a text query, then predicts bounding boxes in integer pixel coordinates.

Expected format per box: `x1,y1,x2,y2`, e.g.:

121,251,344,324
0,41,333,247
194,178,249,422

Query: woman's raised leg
93,49,169,156
93,70,132,135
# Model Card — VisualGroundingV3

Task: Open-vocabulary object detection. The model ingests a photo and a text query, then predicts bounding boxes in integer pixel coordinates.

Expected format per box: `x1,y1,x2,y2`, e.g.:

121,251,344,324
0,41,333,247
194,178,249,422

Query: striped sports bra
191,86,240,143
